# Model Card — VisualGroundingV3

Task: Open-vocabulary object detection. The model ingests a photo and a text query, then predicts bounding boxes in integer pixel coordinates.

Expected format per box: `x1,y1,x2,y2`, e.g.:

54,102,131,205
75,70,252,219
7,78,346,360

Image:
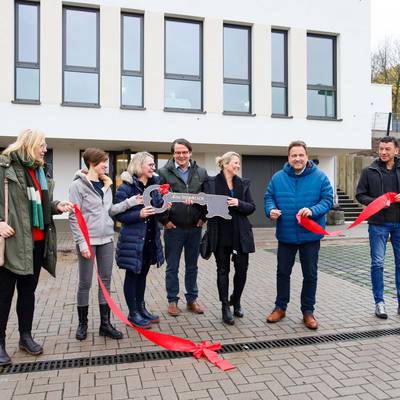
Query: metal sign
143,184,232,220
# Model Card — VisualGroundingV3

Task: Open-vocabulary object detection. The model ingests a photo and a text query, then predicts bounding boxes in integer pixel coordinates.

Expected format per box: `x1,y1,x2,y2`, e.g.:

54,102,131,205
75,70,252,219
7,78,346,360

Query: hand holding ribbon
297,192,398,236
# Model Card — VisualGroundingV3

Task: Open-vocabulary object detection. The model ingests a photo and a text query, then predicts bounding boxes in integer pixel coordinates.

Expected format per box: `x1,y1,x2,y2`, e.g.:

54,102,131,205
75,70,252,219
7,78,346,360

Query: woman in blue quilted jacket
111,152,164,329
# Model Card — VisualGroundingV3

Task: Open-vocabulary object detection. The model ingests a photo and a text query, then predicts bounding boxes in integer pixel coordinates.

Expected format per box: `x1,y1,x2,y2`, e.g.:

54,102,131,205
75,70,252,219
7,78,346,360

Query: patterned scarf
15,153,51,230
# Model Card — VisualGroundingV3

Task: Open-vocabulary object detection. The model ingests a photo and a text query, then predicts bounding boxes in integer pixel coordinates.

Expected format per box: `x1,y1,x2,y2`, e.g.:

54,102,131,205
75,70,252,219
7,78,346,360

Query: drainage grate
1,327,399,375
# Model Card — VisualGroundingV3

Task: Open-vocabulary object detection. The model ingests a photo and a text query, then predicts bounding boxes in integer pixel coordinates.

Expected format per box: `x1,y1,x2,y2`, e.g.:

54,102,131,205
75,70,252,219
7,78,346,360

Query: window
164,18,203,112
14,1,40,103
223,24,251,114
63,6,99,107
121,13,144,108
307,34,336,118
271,30,288,116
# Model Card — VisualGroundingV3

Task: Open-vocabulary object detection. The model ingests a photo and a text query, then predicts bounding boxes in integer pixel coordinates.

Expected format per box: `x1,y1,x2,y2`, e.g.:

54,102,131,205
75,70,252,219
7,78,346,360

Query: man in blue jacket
264,140,333,329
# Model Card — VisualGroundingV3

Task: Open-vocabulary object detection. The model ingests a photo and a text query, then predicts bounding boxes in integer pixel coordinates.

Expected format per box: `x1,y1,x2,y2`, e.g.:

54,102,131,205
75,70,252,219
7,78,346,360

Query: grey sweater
69,171,115,251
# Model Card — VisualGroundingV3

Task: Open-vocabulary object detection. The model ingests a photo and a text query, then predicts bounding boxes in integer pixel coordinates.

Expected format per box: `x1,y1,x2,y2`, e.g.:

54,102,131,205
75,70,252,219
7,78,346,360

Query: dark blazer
356,158,400,224
114,174,164,273
204,172,255,254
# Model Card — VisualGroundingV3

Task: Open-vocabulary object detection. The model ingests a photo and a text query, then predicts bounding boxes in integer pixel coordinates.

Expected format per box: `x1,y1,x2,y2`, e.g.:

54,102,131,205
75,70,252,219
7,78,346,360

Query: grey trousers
76,241,114,307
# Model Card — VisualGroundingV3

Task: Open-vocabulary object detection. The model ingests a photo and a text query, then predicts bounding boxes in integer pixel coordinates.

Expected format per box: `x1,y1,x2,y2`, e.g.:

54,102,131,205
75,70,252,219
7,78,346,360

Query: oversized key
143,184,232,220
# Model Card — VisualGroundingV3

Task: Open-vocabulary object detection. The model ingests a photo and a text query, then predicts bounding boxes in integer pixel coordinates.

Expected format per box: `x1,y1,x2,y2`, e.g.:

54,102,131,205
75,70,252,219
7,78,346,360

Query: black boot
76,306,88,341
19,332,43,355
99,304,123,339
222,304,234,325
230,296,244,318
0,338,11,366
138,302,160,323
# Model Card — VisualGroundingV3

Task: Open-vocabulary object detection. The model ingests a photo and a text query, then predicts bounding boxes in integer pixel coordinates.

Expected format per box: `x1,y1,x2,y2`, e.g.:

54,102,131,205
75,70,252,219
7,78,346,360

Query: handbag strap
4,178,8,224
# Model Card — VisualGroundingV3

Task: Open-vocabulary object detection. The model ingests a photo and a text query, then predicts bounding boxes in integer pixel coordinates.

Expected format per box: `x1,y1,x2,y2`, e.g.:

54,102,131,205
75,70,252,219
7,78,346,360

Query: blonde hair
216,151,240,170
3,129,46,166
127,151,154,177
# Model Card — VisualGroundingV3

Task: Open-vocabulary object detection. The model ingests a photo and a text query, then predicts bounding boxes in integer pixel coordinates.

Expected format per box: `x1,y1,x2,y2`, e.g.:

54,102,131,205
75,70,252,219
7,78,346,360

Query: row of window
14,1,337,119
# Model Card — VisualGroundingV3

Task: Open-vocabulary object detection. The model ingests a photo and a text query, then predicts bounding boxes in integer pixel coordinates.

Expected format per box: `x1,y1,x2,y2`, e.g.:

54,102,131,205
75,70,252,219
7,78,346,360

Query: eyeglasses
174,151,190,156
39,143,47,150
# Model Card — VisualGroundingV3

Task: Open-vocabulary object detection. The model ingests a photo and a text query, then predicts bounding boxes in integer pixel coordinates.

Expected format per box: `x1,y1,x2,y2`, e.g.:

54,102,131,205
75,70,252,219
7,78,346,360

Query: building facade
0,0,371,227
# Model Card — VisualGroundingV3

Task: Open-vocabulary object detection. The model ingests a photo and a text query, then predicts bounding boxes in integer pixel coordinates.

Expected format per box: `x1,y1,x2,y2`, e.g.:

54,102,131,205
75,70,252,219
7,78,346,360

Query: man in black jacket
158,139,207,316
356,136,400,319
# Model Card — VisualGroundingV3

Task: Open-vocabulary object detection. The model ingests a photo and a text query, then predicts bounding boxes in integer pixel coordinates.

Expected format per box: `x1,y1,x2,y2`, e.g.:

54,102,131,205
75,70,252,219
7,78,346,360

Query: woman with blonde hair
0,129,73,365
111,152,164,328
203,151,255,325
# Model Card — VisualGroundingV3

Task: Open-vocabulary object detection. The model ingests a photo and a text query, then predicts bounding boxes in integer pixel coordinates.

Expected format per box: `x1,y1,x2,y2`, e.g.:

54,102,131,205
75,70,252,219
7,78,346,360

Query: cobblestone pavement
1,229,400,399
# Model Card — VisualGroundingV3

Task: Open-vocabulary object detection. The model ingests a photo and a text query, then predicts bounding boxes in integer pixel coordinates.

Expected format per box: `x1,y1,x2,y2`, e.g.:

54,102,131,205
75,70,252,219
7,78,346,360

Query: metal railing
372,112,400,133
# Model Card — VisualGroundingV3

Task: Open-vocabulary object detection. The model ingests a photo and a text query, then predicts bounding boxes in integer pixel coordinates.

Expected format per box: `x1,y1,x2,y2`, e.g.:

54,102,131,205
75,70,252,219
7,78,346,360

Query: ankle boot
230,296,244,318
222,304,234,325
128,312,152,329
99,304,123,339
0,338,11,366
76,306,88,341
19,332,43,355
138,302,160,323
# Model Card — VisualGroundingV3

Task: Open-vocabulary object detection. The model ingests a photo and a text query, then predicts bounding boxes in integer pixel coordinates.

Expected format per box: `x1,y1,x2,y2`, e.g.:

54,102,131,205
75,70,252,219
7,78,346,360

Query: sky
371,0,400,49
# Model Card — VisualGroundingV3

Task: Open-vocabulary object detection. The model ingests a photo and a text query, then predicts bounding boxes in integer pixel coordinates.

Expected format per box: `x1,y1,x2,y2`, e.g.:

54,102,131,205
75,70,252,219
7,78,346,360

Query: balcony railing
372,112,400,133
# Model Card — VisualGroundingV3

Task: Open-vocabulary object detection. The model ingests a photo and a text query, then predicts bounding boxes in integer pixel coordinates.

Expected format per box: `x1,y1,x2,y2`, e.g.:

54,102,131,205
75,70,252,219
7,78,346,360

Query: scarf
15,153,51,230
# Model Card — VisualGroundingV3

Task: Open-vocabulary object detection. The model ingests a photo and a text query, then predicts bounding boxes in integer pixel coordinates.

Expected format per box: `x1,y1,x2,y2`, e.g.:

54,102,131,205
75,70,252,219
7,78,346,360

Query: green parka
0,154,60,277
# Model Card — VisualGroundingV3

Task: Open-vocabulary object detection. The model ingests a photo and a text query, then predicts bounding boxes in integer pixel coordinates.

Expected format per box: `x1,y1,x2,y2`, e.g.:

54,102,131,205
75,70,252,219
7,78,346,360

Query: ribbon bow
159,184,170,195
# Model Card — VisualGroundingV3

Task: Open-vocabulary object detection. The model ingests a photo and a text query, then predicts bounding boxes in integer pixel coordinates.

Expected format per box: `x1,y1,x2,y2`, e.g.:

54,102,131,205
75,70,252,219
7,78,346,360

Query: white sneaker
375,302,388,319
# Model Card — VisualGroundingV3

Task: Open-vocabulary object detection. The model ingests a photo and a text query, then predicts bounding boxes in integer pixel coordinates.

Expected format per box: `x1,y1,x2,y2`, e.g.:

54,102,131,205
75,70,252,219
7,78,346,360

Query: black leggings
215,246,249,305
0,241,44,338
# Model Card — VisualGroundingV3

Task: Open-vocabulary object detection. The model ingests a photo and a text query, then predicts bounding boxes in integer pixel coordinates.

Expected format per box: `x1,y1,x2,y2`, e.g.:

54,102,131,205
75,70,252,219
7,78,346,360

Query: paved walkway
1,226,400,399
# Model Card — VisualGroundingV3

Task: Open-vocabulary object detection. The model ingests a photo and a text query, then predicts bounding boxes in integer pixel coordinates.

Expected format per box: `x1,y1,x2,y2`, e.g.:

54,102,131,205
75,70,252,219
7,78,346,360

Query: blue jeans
368,223,400,304
275,241,320,314
164,226,202,304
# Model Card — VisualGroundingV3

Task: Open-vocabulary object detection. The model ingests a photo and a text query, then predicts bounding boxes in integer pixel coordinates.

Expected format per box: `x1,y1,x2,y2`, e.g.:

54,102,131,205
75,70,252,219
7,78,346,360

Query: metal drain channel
1,327,399,375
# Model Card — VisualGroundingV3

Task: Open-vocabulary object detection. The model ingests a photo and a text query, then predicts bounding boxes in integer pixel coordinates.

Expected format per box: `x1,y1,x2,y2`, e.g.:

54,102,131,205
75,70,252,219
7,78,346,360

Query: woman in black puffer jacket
204,151,255,325
111,152,164,329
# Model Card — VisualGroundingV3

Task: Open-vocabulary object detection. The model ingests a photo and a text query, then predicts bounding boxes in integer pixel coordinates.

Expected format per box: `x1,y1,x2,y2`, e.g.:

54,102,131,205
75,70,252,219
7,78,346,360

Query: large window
62,6,99,107
307,34,336,119
121,13,144,109
271,30,288,116
223,24,251,114
14,1,40,103
164,18,203,112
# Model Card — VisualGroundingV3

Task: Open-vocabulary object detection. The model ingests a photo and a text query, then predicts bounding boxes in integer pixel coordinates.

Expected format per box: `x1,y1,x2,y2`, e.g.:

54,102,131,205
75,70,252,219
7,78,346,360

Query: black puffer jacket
158,159,208,228
356,158,400,224
204,173,256,254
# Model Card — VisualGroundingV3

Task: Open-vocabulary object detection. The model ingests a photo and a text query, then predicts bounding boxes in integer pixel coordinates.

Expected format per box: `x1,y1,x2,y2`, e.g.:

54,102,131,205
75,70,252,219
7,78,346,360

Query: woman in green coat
0,129,73,366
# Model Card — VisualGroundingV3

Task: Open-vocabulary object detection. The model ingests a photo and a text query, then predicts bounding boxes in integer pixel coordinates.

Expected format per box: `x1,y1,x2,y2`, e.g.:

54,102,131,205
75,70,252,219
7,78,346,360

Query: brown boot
303,313,318,330
167,302,182,317
187,302,204,314
266,308,286,323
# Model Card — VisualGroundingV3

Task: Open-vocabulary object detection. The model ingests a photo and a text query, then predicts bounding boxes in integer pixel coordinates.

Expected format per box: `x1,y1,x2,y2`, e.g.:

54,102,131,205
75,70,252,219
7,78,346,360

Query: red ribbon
72,204,235,371
297,192,397,236
159,184,170,195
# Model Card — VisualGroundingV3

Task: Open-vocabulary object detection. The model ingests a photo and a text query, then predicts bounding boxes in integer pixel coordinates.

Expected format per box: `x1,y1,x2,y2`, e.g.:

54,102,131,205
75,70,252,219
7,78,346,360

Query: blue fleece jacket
264,161,333,244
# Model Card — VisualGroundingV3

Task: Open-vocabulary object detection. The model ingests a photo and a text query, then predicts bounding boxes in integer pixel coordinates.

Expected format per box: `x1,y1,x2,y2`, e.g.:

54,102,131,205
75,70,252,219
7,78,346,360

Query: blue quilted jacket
114,174,164,273
264,161,333,244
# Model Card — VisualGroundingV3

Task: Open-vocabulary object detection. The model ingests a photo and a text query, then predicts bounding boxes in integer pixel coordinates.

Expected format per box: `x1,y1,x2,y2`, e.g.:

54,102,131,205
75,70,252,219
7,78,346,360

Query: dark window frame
271,29,288,117
121,12,144,110
14,0,40,104
223,23,252,115
307,33,337,119
164,17,203,113
62,5,100,108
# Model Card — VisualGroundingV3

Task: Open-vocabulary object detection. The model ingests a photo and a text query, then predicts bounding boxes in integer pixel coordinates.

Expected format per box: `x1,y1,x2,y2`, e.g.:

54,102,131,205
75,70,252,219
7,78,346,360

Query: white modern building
0,0,372,227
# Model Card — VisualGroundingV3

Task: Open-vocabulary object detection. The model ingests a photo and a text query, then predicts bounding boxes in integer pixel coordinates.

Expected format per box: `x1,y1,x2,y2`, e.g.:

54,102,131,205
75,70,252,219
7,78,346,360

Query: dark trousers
215,246,249,305
164,226,202,304
124,263,151,315
275,240,320,314
0,241,44,338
